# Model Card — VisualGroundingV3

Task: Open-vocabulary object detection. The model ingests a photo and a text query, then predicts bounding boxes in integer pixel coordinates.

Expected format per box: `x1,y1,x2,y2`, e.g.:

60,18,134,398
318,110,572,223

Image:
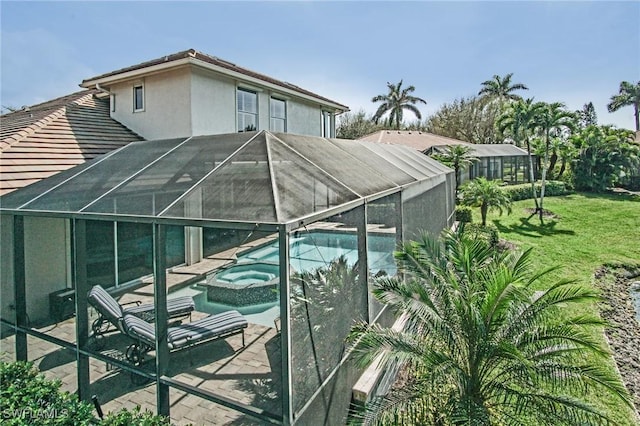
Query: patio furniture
122,310,248,364
87,285,195,343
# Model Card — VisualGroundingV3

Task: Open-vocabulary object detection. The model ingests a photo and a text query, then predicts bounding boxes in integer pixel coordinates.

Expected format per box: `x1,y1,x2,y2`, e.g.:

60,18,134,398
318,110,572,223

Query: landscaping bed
594,264,640,416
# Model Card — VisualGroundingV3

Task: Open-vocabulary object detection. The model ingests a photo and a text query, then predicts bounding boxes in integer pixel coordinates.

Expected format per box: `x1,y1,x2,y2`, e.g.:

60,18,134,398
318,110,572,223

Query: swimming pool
238,231,397,276
170,231,396,327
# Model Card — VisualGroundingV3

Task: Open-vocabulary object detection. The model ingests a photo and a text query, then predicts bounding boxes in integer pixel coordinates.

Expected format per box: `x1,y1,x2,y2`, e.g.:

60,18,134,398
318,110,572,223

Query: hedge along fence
502,181,571,201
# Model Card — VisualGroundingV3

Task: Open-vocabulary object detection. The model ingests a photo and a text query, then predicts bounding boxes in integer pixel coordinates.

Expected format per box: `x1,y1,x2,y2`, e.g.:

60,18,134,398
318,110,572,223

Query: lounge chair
122,310,248,364
87,285,195,342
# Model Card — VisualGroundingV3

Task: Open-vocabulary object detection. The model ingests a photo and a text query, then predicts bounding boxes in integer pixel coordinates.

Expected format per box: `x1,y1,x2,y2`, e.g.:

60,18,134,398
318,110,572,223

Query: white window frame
237,88,258,132
133,84,144,112
270,97,287,132
321,110,334,138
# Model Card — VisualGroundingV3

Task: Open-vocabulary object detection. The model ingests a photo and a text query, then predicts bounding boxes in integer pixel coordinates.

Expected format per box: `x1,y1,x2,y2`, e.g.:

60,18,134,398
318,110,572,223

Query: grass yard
483,191,640,424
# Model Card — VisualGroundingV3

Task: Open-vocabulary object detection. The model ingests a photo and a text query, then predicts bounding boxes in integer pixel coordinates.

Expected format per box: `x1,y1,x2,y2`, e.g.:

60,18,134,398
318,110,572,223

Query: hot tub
206,261,279,306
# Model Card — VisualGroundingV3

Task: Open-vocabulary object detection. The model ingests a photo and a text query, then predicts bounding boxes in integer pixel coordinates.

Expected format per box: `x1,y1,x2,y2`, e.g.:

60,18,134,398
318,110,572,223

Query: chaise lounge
122,310,248,364
87,285,195,343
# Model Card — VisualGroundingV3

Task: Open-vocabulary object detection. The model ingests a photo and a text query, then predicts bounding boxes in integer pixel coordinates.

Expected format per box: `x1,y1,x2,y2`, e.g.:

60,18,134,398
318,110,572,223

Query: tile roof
82,49,349,111
0,90,142,196
358,130,528,157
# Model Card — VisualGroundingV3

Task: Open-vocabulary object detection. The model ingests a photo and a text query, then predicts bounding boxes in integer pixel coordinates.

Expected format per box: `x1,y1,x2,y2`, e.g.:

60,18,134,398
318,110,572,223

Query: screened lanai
0,130,455,425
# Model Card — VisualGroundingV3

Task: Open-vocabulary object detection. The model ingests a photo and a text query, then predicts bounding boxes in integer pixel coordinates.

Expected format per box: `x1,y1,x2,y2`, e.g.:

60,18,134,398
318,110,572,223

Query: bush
503,180,571,201
101,406,171,425
0,361,94,425
0,361,172,425
462,223,499,248
455,206,473,223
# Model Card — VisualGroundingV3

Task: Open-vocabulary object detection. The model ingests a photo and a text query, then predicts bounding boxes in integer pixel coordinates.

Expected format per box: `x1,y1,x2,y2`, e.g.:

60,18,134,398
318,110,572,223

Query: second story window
237,88,257,132
270,98,286,132
321,110,333,138
133,84,144,112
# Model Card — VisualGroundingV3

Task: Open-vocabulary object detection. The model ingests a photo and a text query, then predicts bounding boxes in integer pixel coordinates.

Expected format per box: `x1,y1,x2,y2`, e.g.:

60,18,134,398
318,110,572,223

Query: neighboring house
359,130,534,185
0,90,142,195
80,49,349,140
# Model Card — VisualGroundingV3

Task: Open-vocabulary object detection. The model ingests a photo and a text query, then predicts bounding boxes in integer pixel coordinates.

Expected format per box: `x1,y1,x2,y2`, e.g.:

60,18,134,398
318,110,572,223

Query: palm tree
348,229,632,425
460,177,512,226
533,102,575,222
607,80,640,131
497,98,542,211
430,145,478,192
478,72,528,102
372,80,426,129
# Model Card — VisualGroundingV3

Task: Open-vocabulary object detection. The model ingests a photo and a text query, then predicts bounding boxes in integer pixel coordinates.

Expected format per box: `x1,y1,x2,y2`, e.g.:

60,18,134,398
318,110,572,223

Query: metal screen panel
268,134,358,222
85,134,252,216
21,139,185,212
327,138,417,186
162,133,277,221
274,133,398,197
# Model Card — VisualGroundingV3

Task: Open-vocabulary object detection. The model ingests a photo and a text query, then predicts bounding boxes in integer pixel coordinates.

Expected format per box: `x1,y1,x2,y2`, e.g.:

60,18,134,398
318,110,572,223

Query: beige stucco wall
107,65,336,139
1,215,15,329
110,67,192,140
24,217,70,324
0,216,70,326
190,69,236,135
287,100,324,136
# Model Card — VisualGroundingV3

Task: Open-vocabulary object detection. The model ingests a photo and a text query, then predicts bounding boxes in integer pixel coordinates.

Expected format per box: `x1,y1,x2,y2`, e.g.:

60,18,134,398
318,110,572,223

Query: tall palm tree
607,80,640,131
430,144,478,192
460,177,512,226
497,98,542,209
348,229,632,425
372,80,426,129
533,102,575,222
478,72,529,102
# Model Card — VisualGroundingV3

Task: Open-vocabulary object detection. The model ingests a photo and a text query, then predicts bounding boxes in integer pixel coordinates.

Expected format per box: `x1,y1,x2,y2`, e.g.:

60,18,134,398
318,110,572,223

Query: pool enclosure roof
0,131,451,226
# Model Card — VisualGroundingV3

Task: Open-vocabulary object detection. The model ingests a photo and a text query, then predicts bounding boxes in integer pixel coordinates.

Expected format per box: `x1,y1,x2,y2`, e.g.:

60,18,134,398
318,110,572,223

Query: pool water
239,232,396,276
169,231,396,328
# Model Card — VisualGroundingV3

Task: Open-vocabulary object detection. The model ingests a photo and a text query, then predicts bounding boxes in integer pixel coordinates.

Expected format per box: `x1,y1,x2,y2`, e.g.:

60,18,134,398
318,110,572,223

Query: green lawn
483,191,640,423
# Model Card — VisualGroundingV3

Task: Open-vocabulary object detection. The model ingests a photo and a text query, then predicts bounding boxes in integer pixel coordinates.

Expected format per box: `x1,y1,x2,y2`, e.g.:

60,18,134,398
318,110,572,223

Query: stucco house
0,50,455,425
80,49,348,140
360,130,535,185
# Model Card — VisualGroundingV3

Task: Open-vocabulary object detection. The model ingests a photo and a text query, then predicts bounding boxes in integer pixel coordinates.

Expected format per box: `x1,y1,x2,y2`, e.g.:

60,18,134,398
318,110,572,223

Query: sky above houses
1,1,639,130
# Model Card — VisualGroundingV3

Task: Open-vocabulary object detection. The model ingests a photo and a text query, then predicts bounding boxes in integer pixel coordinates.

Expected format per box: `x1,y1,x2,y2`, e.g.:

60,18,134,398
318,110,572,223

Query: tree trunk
525,139,539,212
557,159,566,179
548,150,558,179
635,103,639,132
539,132,550,223
481,202,488,226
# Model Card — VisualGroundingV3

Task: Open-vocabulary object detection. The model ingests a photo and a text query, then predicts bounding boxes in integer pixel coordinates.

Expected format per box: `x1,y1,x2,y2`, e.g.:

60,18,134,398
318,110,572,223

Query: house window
321,110,333,138
133,84,144,112
270,98,286,132
110,94,116,112
237,88,258,132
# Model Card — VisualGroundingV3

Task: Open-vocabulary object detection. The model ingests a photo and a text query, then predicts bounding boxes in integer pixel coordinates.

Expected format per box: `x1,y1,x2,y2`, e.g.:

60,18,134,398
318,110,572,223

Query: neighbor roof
0,131,451,226
0,90,143,195
81,49,349,112
359,130,528,157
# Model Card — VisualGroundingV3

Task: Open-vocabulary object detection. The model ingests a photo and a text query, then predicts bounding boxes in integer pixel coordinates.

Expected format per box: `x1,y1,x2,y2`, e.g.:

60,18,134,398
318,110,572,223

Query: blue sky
1,1,639,129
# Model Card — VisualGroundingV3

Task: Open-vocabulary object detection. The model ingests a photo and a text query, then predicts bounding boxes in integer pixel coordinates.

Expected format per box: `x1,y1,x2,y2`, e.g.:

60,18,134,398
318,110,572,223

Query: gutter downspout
95,83,114,113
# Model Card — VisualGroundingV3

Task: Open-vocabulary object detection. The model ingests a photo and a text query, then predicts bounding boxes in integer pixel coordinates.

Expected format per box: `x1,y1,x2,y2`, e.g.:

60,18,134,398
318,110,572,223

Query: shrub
462,223,499,248
101,406,171,425
0,361,94,425
455,206,473,223
0,361,172,425
503,180,571,201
